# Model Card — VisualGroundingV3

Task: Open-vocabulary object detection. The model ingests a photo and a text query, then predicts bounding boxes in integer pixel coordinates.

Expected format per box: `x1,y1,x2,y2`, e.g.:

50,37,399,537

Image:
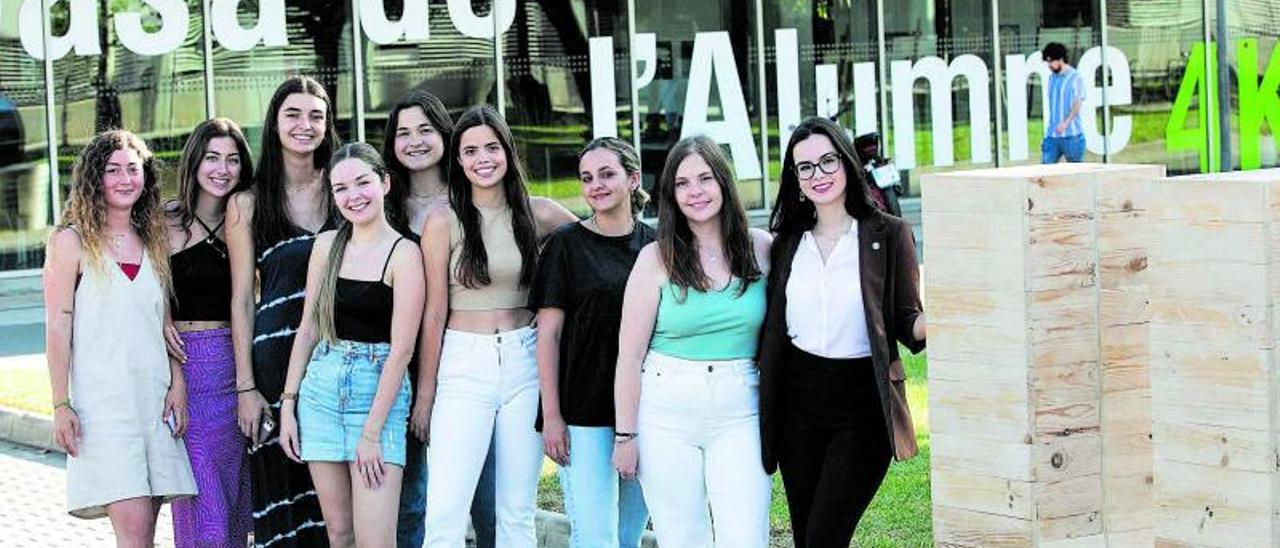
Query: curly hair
60,129,172,292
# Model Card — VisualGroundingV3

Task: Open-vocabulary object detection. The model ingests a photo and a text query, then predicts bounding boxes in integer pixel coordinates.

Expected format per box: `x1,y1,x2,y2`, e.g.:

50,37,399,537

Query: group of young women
44,74,926,548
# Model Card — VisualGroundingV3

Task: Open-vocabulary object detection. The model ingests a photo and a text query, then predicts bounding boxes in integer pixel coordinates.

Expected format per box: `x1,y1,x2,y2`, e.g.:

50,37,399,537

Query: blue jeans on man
558,426,650,548
398,434,498,548
1042,133,1085,163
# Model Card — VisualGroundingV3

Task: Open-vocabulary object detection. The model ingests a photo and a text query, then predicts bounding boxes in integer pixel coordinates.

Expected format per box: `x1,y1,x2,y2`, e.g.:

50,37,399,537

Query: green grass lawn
538,346,932,548
3,347,933,547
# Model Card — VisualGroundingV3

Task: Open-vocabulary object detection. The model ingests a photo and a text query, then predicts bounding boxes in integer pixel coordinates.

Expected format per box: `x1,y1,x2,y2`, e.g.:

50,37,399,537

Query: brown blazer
757,210,925,474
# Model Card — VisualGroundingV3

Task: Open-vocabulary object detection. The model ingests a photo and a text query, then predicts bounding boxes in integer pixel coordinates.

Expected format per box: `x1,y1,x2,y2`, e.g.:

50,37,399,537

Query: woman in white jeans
613,136,774,547
418,105,575,547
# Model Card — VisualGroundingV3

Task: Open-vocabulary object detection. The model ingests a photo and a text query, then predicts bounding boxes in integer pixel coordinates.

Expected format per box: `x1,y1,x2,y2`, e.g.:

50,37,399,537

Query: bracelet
236,385,256,394
280,392,298,401
613,431,637,442
54,399,76,413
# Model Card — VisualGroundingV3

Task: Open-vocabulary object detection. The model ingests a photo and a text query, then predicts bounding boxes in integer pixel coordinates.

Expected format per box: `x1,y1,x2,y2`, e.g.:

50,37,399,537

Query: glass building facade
0,0,1276,274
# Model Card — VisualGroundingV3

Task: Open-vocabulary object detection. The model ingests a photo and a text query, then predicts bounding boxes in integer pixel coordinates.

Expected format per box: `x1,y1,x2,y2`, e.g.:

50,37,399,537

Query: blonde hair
315,143,389,343
59,130,172,292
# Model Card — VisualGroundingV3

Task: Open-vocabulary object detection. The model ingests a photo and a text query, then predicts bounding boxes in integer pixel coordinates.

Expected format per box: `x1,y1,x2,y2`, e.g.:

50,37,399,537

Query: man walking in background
1042,42,1086,163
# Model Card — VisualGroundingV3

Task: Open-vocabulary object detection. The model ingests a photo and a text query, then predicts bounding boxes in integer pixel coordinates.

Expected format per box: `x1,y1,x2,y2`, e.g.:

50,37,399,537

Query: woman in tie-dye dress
227,76,339,547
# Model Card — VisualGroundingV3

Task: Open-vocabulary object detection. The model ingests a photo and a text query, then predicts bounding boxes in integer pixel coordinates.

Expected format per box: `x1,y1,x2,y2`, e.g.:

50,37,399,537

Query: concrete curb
537,510,659,547
0,405,56,453
0,406,657,548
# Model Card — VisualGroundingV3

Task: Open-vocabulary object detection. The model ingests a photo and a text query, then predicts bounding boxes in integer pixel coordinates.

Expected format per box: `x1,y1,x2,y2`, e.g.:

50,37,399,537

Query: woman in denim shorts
277,142,426,546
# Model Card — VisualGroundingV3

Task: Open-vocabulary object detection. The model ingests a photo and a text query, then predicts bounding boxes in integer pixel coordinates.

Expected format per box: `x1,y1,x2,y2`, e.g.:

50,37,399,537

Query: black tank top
171,217,231,322
334,238,403,343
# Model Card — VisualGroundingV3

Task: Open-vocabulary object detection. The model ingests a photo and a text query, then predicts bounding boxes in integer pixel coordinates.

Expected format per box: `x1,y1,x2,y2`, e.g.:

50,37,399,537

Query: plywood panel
932,469,1034,519
928,164,1162,547
931,377,1032,442
934,505,1034,548
928,322,1029,367
933,432,1035,481
1150,173,1280,548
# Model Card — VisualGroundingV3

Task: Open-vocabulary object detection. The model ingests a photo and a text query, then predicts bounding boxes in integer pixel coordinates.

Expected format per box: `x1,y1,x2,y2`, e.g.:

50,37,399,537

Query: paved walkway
0,440,175,546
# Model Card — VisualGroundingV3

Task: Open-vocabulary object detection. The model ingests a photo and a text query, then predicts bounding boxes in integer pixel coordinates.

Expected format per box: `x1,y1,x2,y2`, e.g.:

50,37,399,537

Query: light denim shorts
298,339,412,466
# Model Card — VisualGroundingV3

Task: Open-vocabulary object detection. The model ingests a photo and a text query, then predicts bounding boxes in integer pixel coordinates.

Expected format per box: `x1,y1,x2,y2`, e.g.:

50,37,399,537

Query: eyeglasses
794,153,841,180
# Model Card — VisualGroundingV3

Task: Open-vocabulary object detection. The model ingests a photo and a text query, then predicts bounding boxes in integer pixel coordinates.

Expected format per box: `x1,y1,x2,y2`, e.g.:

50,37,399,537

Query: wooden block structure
1148,169,1280,547
923,163,1164,547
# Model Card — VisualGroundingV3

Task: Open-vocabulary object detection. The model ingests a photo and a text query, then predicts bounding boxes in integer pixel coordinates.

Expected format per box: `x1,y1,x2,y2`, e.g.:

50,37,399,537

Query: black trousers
777,345,892,548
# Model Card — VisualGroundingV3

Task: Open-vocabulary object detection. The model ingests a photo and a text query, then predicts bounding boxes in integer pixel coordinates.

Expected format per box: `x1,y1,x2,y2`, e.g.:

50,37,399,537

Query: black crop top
333,238,402,343
171,224,231,322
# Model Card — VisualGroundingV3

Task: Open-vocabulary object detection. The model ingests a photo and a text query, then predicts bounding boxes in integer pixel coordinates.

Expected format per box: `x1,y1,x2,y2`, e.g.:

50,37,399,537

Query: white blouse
785,223,872,359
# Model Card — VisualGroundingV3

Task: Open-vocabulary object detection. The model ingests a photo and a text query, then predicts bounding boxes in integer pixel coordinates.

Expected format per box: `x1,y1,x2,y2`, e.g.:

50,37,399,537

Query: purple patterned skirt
172,328,252,547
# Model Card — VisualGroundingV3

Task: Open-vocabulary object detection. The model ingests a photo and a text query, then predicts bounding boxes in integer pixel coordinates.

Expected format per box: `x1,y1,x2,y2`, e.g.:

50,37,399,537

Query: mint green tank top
650,278,766,360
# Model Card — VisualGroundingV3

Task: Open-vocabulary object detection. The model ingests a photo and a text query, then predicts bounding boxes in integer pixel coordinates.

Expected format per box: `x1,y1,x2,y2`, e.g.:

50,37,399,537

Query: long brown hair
447,105,538,289
171,118,255,245
315,143,390,343
382,90,455,236
252,76,340,249
656,136,759,298
59,130,172,291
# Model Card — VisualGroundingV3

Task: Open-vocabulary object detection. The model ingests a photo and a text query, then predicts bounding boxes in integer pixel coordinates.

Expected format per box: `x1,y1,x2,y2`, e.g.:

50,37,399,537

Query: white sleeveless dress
66,251,197,519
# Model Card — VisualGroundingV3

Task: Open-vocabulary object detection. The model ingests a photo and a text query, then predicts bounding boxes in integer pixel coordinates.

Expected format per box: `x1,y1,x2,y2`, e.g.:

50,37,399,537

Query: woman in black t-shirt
530,137,653,547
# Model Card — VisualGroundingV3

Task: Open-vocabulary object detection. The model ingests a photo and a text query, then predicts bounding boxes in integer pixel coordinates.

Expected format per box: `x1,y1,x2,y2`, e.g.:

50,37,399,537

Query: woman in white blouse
757,116,926,547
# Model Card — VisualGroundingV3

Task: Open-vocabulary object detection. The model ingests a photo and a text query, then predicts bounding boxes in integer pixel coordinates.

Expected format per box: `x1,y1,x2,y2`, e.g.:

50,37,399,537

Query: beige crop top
448,205,529,310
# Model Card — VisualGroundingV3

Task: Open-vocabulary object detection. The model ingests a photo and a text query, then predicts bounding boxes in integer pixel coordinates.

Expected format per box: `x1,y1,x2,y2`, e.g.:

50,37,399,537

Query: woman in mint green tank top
612,136,774,547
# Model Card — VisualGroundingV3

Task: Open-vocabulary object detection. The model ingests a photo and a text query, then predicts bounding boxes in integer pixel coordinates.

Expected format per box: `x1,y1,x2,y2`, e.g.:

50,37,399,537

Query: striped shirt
1047,65,1085,137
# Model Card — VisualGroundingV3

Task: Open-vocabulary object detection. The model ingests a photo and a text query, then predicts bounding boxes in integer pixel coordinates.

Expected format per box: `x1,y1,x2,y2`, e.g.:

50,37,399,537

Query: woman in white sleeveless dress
43,130,197,547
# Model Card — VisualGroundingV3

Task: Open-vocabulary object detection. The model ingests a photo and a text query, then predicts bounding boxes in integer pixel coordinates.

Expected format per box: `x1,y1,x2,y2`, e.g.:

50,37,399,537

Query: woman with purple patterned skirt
165,118,256,547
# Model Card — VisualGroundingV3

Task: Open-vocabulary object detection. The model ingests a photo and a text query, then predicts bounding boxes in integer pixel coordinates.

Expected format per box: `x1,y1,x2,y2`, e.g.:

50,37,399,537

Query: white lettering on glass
681,31,761,180
210,0,287,51
853,61,878,138
1078,46,1133,155
891,54,992,169
447,0,515,39
19,0,100,60
1004,52,1051,161
116,0,190,56
360,0,430,44
589,36,618,138
775,28,801,148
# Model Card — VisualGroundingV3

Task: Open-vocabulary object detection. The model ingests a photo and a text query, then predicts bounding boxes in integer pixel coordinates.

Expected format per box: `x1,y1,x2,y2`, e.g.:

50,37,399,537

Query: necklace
589,215,635,237
699,244,723,263
408,191,444,203
193,215,228,259
110,232,126,249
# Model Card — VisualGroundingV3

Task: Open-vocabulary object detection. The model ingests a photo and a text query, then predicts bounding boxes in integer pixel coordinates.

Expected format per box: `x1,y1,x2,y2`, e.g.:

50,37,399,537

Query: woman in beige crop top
416,105,575,547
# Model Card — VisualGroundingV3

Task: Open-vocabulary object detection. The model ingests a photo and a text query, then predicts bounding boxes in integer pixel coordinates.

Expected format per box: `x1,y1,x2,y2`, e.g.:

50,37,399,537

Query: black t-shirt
529,220,657,428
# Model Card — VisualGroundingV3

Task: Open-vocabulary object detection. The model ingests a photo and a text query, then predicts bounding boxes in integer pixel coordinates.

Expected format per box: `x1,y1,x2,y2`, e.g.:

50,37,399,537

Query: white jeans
424,327,543,548
636,351,772,548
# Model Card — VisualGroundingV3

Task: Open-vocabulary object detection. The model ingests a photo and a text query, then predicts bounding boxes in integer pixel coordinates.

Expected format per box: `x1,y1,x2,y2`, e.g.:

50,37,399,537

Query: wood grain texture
924,164,1164,547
